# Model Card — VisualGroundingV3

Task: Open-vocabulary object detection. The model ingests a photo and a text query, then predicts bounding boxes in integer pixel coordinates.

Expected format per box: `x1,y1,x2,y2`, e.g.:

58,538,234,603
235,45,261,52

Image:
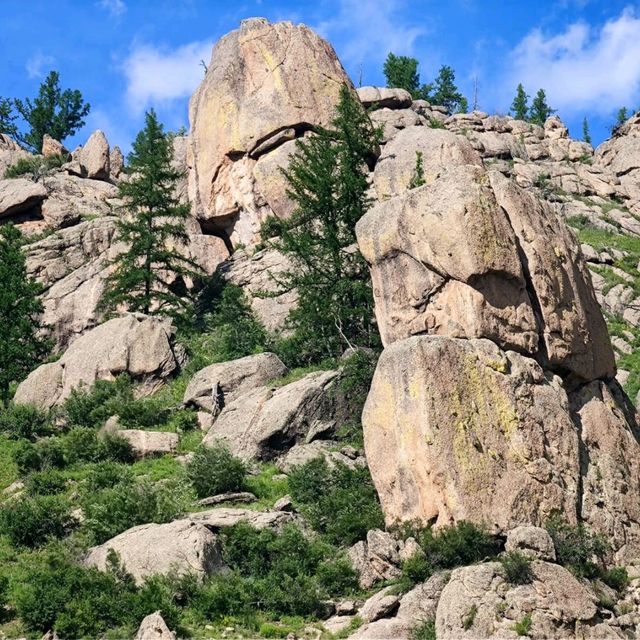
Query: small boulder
135,612,175,640
505,525,556,561
396,572,450,622
197,492,257,506
359,586,400,622
85,519,226,585
109,146,124,179
348,529,402,589
41,134,69,159
273,495,294,512
357,86,413,110
117,430,179,458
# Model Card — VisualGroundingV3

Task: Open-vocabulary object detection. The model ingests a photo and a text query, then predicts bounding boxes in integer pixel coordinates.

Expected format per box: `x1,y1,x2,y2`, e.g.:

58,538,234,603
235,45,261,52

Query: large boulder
362,335,580,530
357,86,413,109
0,133,30,176
0,178,47,220
118,430,179,458
183,352,287,411
14,314,183,408
202,369,339,460
435,561,598,639
77,130,110,180
85,519,226,585
188,18,352,245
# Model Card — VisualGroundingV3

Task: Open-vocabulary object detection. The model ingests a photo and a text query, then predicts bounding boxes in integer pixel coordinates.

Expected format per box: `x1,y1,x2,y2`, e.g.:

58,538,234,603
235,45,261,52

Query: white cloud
123,40,212,115
26,52,55,79
505,7,640,115
316,0,426,70
99,0,126,17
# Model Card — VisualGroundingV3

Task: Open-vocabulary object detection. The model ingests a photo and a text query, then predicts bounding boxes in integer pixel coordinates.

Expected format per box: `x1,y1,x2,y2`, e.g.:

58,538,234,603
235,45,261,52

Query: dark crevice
0,202,45,226
567,390,589,525
198,219,234,254
249,122,315,159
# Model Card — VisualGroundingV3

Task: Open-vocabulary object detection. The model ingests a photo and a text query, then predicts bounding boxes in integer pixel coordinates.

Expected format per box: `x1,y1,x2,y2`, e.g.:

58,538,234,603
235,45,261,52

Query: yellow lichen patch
485,358,509,374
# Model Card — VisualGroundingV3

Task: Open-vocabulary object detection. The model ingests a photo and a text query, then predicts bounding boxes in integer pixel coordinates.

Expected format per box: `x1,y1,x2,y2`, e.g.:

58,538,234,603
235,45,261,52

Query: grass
246,464,289,510
0,436,20,491
129,455,183,481
514,614,532,637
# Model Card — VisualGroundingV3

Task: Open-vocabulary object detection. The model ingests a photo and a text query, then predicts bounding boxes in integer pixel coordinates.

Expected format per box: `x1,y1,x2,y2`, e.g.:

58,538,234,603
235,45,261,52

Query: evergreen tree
14,71,90,152
0,225,50,406
510,84,529,121
529,88,555,125
0,98,17,139
383,53,431,100
616,107,629,126
102,109,196,322
430,65,467,114
582,117,592,144
262,85,382,364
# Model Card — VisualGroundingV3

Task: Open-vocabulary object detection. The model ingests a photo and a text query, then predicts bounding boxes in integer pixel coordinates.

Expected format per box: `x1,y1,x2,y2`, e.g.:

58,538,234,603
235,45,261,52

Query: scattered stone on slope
14,314,183,408
183,352,288,411
85,519,226,585
363,335,580,530
196,492,257,506
359,586,400,622
188,17,353,245
118,430,179,458
348,529,404,589
186,507,297,531
135,612,176,640
202,370,339,461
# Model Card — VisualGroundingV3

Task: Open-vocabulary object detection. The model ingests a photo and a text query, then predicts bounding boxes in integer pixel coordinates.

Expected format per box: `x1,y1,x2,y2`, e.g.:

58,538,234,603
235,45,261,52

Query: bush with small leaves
288,457,384,546
602,566,630,592
25,468,68,496
84,461,134,491
3,154,66,179
186,442,247,499
513,613,532,637
0,494,74,547
500,551,533,585
101,433,135,463
411,619,436,640
0,404,51,440
61,427,104,464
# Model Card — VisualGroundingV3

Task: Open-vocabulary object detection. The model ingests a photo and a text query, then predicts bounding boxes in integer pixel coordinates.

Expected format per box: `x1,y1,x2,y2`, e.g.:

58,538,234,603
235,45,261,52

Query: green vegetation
401,521,501,584
4,153,66,179
409,150,426,188
462,604,477,630
582,116,592,144
102,109,196,324
260,85,381,366
288,457,384,546
186,442,247,499
529,88,555,125
383,53,431,99
0,224,50,406
410,618,436,640
6,70,90,152
500,551,533,585
513,613,532,637
430,65,468,114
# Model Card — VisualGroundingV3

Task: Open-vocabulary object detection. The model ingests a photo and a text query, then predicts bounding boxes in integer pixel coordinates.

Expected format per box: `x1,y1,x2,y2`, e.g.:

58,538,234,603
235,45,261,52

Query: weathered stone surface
505,525,556,561
85,519,226,584
348,529,403,589
186,507,296,531
359,586,400,622
135,612,175,640
358,165,539,354
252,138,297,220
41,134,69,159
357,86,413,109
396,572,450,622
0,133,30,176
488,171,615,382
188,18,351,244
15,314,182,408
183,352,287,411
0,178,47,219
26,217,121,348
220,248,297,333
435,561,598,639
363,335,579,529
369,108,422,143
570,380,640,563
347,618,412,640
196,492,257,506
373,127,482,200
118,430,179,458
202,370,339,460
78,130,110,180
109,146,124,180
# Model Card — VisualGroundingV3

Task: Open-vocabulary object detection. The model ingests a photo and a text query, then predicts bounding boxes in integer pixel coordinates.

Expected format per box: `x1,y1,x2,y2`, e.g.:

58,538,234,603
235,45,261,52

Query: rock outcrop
14,314,183,408
135,612,176,640
188,18,352,245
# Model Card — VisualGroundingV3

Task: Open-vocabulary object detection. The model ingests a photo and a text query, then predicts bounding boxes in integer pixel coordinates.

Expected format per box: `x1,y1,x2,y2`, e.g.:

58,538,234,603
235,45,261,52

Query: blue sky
2,0,640,152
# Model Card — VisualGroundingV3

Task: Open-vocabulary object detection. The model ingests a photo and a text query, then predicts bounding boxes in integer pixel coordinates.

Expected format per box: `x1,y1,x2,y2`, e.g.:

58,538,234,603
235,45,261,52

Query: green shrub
316,557,359,595
192,571,252,620
63,376,134,429
513,613,532,636
463,603,477,630
13,437,66,474
4,154,66,179
25,469,68,496
602,566,630,592
0,494,74,547
500,551,533,585
402,521,500,583
186,442,247,499
288,457,384,545
411,619,436,640
12,439,43,474
101,433,135,463
0,404,50,440
62,427,105,464
545,516,610,578
84,461,134,491
81,476,191,544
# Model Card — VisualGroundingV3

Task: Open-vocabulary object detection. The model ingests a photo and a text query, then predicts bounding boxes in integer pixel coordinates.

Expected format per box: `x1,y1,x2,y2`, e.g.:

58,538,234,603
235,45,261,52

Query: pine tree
616,107,628,126
102,109,196,323
430,65,467,114
261,85,382,364
510,84,529,121
0,98,17,139
14,71,90,152
0,225,50,406
582,117,592,144
529,89,555,125
383,53,431,100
